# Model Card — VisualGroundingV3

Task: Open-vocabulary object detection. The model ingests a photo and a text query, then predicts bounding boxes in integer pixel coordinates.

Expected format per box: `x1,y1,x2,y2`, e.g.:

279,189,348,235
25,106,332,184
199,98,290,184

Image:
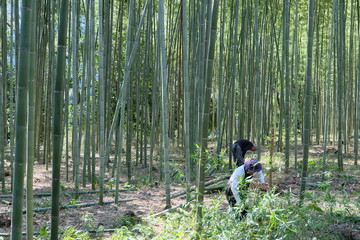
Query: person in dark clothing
231,139,257,167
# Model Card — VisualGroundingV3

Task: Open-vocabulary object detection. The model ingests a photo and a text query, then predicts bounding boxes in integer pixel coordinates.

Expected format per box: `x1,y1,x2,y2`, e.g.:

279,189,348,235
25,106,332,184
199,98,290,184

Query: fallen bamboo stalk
296,182,319,187
170,175,229,199
1,199,11,205
0,188,135,199
151,203,187,218
0,198,137,215
0,228,122,237
205,182,227,191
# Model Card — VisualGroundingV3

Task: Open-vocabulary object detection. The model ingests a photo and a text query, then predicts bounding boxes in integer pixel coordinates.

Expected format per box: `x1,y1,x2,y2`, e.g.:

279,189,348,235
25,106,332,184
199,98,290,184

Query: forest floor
0,142,360,239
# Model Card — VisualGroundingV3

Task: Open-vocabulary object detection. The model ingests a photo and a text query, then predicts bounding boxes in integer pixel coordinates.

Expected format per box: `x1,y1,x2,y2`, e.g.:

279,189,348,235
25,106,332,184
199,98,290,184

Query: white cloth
228,165,265,203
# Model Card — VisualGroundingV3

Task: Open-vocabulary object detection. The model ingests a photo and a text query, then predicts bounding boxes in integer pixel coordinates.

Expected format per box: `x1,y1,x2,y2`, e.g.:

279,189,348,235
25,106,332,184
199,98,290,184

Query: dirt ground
0,160,188,237
1,143,360,239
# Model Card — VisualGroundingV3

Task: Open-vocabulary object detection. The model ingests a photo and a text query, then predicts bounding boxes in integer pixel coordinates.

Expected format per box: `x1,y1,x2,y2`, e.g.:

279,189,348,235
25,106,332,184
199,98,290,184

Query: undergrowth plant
104,184,359,240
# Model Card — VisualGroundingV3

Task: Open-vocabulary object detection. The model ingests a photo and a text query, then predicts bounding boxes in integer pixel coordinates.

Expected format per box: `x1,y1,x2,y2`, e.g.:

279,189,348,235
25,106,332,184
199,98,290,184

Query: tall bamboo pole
355,0,360,166
293,0,300,169
50,0,69,238
11,0,33,238
228,0,240,168
98,0,106,204
0,0,6,193
0,1,4,192
283,0,290,172
71,0,80,198
158,0,171,210
337,0,345,171
323,0,336,179
83,0,91,187
26,0,37,238
181,0,192,202
90,0,96,190
196,0,219,235
8,0,17,192
300,0,314,206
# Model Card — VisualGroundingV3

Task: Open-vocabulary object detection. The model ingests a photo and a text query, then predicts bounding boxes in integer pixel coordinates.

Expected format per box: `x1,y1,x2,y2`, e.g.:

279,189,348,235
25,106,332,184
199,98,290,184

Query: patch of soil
0,161,186,236
334,225,360,240
0,214,11,228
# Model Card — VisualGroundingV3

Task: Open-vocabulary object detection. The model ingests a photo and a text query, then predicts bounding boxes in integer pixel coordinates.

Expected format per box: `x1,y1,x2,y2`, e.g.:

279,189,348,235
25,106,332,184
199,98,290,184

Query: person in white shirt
226,158,267,208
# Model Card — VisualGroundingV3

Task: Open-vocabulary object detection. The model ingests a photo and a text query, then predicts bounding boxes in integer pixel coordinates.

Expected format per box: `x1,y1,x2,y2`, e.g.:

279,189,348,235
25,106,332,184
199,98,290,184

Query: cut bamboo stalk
0,228,130,237
0,188,135,198
151,203,187,218
170,175,229,199
0,198,137,215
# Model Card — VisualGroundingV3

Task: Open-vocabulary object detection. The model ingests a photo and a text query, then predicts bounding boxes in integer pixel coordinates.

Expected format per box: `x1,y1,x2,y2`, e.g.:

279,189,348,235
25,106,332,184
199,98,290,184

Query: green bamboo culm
26,0,37,238
71,0,80,199
51,0,69,238
196,0,219,236
0,0,7,193
11,0,33,239
90,0,97,190
336,0,345,171
323,0,336,179
181,0,192,202
98,0,106,204
283,0,291,172
354,0,360,166
158,0,171,209
228,0,240,168
299,0,314,206
83,0,91,187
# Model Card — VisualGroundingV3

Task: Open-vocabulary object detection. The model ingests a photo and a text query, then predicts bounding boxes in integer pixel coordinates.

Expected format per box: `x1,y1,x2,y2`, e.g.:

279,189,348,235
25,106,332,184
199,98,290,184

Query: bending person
231,139,257,167
226,158,267,209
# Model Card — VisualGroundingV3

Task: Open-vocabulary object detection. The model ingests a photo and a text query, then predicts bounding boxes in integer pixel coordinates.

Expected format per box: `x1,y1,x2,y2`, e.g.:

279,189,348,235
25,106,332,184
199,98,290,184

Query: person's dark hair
244,158,262,172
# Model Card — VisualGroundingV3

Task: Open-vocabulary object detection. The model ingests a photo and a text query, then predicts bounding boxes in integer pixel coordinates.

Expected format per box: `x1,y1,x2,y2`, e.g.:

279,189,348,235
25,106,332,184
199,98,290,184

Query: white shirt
228,165,265,203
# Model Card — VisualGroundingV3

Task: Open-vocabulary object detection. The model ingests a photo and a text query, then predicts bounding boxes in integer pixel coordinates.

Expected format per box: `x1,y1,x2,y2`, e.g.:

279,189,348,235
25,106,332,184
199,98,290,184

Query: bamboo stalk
11,0,33,238
0,188,136,199
0,199,137,215
170,175,229,199
51,0,69,237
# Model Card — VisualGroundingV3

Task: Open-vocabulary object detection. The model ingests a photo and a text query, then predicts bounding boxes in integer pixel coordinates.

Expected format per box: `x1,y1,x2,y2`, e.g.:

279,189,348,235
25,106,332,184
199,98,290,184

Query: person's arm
256,170,267,191
230,167,244,203
257,170,265,183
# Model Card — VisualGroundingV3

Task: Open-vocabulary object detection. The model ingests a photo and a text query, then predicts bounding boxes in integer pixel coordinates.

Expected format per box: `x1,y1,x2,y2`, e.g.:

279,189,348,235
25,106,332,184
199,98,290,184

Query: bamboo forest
1,0,360,239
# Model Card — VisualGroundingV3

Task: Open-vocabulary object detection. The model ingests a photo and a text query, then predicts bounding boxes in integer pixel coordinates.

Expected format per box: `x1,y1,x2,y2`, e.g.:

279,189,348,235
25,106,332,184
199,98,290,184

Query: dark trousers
225,187,248,219
225,187,237,207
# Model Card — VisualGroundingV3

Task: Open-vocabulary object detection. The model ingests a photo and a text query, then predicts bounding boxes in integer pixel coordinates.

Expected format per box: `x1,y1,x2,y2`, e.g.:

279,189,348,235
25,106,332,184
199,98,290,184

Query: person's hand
260,183,268,191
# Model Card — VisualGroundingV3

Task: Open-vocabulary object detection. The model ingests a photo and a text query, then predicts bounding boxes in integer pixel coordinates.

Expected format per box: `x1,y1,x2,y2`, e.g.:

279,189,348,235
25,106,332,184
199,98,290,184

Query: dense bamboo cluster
0,0,359,237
